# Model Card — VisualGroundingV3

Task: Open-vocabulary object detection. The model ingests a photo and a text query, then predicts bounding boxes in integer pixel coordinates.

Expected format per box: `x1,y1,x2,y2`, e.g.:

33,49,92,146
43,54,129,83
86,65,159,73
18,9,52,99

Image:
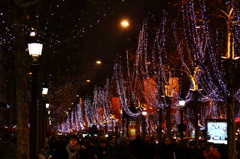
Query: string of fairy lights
0,0,240,132
53,0,240,134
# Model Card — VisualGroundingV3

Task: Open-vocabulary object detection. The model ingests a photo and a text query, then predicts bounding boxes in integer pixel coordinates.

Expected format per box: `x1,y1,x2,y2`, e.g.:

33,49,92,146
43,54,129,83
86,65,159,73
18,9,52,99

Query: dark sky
71,0,149,101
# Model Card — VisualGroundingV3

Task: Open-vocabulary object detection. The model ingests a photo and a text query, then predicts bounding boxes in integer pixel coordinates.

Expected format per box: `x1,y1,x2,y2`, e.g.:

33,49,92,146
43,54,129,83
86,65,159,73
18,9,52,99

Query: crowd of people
39,134,223,159
0,133,229,159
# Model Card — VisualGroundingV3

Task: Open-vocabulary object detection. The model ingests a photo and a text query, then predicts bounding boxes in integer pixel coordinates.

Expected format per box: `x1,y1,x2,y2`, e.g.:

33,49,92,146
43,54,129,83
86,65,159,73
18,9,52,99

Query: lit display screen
206,119,227,144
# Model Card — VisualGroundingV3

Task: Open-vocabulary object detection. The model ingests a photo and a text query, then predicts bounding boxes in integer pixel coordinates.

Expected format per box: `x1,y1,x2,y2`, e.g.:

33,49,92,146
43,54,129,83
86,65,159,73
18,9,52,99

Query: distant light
42,87,48,95
179,100,186,107
30,31,36,36
86,79,91,82
146,61,151,65
121,20,129,27
46,103,50,109
96,60,102,64
142,110,147,116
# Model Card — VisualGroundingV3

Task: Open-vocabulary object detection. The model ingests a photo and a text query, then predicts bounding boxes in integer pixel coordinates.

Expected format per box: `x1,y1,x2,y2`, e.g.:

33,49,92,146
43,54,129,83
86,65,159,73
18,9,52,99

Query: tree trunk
14,32,30,159
166,97,172,137
13,10,30,159
224,59,236,159
193,91,199,146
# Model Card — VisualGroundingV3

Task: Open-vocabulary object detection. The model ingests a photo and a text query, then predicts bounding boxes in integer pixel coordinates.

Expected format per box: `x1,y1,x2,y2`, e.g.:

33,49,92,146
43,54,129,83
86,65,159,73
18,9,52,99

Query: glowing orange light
121,20,129,27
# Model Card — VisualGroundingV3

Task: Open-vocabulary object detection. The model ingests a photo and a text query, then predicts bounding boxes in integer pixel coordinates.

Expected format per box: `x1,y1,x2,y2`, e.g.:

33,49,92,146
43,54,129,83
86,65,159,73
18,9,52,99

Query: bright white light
179,100,186,107
42,87,48,95
28,43,43,57
96,60,101,64
142,111,147,116
30,31,36,36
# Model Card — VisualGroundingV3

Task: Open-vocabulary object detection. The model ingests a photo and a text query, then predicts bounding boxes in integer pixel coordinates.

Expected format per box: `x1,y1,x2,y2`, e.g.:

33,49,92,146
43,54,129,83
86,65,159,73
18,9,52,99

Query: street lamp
40,83,48,148
45,102,49,109
178,99,186,139
42,84,49,96
142,110,147,140
28,31,43,159
121,20,129,27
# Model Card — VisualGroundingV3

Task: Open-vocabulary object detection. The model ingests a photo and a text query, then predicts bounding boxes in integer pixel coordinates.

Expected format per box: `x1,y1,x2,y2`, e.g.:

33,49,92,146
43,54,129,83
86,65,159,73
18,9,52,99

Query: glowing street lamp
142,110,147,140
96,60,102,64
178,99,186,139
179,99,186,108
42,84,49,96
142,110,147,116
45,102,50,109
28,30,43,159
121,20,129,27
28,32,43,62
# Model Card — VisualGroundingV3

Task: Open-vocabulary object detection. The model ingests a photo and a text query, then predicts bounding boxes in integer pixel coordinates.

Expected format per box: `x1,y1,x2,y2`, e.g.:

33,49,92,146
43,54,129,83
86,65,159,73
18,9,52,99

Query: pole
180,109,184,139
39,99,46,148
122,110,125,136
126,115,129,137
143,116,146,140
112,119,114,135
166,97,172,137
158,108,162,144
30,64,39,159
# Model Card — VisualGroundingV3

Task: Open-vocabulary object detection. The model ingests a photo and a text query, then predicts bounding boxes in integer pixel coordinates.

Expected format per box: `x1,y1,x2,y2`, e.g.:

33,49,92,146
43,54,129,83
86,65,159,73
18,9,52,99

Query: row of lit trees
63,1,240,159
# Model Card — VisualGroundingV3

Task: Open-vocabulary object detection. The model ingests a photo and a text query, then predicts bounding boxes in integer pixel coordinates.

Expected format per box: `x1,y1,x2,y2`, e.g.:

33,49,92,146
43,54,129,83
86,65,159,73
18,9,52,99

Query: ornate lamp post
142,110,147,140
178,99,186,139
28,31,43,159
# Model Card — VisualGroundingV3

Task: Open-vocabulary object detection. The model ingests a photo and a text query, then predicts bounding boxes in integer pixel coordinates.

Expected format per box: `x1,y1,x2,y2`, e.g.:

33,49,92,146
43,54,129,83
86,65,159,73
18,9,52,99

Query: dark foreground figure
104,136,136,159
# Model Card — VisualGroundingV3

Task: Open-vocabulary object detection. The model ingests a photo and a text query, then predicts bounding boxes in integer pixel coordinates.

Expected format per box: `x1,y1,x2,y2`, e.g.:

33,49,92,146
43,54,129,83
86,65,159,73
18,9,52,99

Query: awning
0,127,17,135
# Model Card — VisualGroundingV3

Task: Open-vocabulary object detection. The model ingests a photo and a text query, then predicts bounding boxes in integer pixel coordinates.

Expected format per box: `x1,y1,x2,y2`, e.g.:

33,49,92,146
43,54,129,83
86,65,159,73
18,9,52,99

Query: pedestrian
104,136,136,159
202,142,221,159
91,137,111,159
108,136,116,151
130,135,146,159
145,136,157,159
158,137,176,159
83,136,96,158
0,134,17,159
175,139,189,159
66,135,85,159
187,140,204,159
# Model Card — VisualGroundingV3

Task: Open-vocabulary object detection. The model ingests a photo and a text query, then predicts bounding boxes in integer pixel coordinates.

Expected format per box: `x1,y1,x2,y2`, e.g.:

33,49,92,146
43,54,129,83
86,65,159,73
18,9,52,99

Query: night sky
71,0,149,100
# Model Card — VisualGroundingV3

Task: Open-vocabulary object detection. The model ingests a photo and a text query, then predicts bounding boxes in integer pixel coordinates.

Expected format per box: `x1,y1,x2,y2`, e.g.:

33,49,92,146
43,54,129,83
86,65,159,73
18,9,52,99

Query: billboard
205,119,227,144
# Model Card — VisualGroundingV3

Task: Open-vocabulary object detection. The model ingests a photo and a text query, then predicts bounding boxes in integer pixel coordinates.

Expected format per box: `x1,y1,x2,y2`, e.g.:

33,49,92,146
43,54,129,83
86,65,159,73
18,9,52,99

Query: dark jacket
175,148,190,159
130,136,146,159
158,144,177,159
104,145,136,159
188,147,204,159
